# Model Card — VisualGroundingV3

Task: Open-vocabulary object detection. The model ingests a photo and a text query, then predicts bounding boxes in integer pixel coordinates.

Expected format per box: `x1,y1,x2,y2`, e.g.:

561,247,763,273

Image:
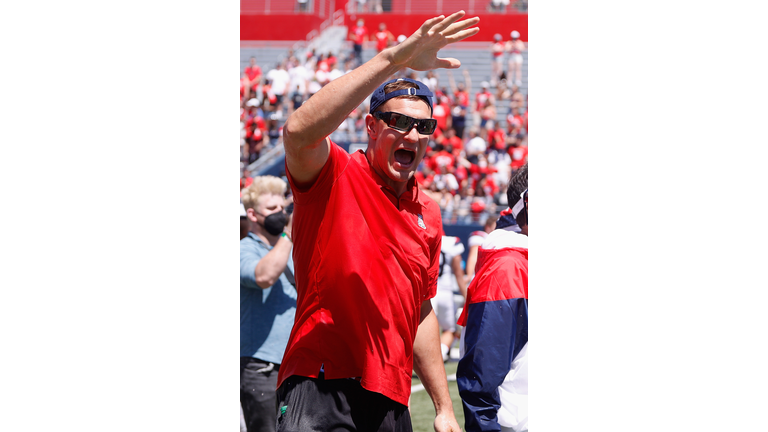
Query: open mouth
394,149,416,166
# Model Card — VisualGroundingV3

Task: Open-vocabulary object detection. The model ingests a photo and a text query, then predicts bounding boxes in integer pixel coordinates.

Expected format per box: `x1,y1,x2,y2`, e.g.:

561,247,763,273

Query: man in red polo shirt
278,11,480,432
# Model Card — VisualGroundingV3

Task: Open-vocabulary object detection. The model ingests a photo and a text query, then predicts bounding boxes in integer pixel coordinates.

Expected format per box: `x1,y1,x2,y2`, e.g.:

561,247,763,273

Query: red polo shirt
279,142,442,406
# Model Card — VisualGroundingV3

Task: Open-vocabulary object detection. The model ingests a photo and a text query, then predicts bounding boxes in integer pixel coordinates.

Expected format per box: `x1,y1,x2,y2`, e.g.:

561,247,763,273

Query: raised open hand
390,11,480,71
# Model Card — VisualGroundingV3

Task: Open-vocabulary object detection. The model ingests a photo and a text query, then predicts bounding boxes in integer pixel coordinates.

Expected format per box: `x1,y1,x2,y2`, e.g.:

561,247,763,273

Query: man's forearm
413,308,455,417
283,49,401,151
253,236,293,288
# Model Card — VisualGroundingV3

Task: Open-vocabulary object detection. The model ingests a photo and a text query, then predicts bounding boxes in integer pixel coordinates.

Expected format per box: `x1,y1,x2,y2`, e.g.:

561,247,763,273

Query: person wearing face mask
240,175,296,432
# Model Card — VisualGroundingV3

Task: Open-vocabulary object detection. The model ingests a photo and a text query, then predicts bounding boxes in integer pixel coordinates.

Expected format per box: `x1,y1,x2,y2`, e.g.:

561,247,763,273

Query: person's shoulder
482,229,527,251
469,230,487,239
240,234,265,254
468,231,487,248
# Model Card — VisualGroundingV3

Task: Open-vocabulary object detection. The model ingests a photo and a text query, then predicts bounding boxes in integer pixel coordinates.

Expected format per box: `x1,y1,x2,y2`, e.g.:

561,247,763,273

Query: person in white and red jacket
457,163,528,432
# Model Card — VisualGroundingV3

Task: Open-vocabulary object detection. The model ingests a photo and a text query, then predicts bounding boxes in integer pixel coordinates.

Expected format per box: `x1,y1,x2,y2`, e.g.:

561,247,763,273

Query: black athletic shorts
276,373,413,432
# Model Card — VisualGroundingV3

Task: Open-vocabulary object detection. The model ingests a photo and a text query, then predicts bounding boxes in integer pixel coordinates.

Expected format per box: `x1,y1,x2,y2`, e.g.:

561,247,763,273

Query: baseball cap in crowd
481,81,490,88
471,200,486,213
369,78,434,115
511,30,520,39
397,35,406,43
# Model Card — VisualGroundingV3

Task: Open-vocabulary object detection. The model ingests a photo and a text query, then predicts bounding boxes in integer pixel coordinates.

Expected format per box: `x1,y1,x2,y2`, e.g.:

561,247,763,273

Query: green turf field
409,360,464,432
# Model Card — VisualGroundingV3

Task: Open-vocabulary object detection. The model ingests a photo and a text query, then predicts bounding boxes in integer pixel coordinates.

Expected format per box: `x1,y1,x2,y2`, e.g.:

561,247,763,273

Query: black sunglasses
373,111,437,135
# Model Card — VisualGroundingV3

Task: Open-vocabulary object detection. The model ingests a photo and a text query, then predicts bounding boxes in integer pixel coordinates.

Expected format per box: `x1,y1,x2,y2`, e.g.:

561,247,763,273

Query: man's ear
246,207,259,223
365,114,377,139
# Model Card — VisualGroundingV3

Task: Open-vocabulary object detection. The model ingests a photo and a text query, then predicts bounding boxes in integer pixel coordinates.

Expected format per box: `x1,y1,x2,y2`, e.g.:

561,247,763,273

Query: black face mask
259,211,288,236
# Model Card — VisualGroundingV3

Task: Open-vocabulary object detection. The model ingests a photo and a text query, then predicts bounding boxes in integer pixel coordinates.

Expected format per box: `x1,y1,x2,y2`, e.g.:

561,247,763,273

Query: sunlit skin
364,97,432,197
246,193,287,242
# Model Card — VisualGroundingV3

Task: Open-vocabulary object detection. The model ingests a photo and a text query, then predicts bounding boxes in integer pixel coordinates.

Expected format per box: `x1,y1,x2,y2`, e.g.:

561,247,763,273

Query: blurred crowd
240,26,527,225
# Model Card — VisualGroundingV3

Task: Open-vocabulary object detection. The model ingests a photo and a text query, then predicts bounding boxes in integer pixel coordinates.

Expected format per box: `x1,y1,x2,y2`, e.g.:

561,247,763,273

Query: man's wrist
434,403,455,416
281,231,292,242
378,48,407,72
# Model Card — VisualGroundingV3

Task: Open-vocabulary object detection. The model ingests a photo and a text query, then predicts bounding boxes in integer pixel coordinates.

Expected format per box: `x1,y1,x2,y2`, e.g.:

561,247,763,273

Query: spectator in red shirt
448,69,471,109
373,22,394,53
240,169,253,190
444,126,464,155
488,121,507,151
246,125,265,164
479,98,497,129
278,12,479,431
506,105,524,134
316,53,330,73
491,33,505,85
474,82,495,127
244,56,262,92
475,81,495,113
508,139,528,171
454,159,468,182
432,95,451,133
348,18,369,67
432,143,457,172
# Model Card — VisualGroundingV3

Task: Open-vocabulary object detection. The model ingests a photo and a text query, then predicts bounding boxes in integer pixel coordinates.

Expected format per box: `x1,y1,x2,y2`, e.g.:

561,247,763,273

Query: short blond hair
241,175,287,211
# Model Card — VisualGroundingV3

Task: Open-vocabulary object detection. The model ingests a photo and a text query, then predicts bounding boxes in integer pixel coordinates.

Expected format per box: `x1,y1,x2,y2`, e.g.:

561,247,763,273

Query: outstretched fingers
444,26,481,44
420,15,445,32
429,10,466,34
442,16,480,38
435,57,462,69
